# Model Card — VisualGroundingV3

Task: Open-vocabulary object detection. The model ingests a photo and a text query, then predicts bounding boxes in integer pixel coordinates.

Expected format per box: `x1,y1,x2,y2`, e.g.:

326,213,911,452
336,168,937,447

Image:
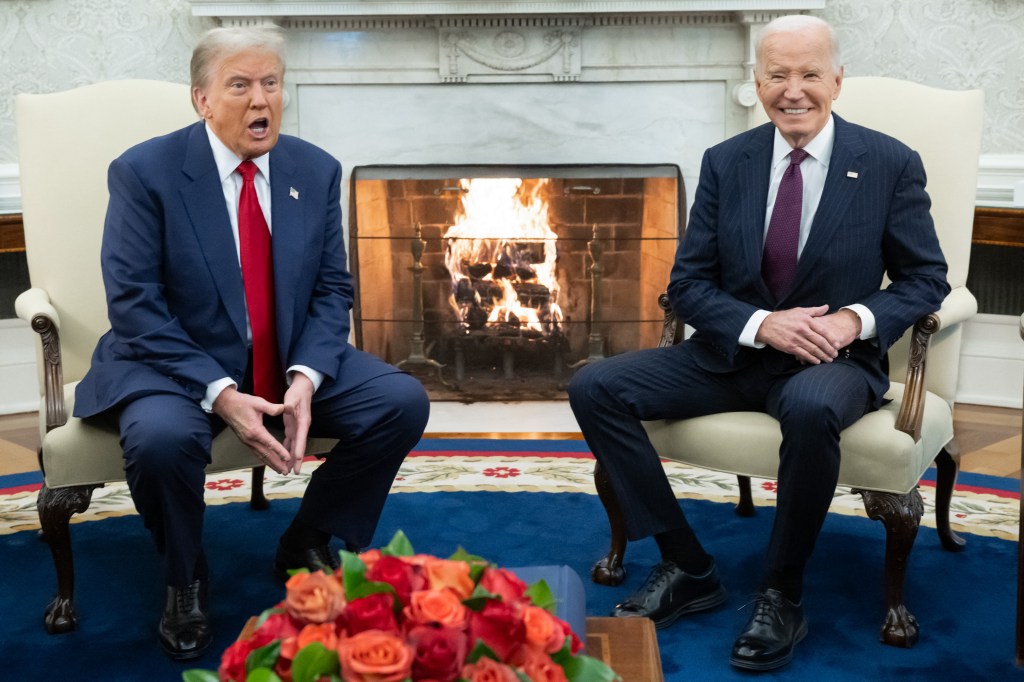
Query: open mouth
249,118,269,135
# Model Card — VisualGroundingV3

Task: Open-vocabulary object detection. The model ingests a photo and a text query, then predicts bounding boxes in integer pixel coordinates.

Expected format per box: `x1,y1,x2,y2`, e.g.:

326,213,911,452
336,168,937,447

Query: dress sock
764,567,803,604
654,527,712,576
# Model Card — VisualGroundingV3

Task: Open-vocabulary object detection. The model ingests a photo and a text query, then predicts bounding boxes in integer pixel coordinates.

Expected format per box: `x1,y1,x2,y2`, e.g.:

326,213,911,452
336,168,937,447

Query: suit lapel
738,125,775,302
179,123,249,344
786,115,867,298
268,141,306,354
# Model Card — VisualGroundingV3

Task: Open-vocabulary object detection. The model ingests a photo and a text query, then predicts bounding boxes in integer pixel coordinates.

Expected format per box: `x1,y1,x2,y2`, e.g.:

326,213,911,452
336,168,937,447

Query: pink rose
468,600,525,661
513,648,569,682
407,623,468,682
285,571,346,624
479,568,527,604
337,629,414,682
345,592,399,635
461,656,520,682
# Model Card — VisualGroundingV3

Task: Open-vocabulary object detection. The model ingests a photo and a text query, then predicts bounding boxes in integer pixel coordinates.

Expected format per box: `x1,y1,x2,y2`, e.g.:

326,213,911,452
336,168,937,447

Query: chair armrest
656,293,683,347
893,287,975,442
14,287,67,432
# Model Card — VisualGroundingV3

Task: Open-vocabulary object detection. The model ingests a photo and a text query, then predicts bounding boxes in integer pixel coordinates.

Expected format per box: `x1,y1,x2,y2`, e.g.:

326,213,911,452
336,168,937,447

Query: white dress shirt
739,115,877,348
201,124,323,410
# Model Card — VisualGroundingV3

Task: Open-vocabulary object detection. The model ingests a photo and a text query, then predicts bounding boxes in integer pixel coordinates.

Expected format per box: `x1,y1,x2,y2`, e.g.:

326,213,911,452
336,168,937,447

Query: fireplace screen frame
348,163,685,400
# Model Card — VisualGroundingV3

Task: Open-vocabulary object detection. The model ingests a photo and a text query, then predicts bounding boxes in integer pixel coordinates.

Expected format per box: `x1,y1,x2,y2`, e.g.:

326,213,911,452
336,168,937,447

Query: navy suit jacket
75,121,381,417
667,114,950,404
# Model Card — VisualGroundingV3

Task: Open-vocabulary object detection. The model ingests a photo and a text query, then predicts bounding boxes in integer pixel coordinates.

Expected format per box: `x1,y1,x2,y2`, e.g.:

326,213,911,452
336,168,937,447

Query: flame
443,178,563,334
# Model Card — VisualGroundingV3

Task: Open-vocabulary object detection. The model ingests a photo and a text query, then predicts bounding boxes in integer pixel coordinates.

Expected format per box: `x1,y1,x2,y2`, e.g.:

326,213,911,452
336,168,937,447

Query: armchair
15,80,334,635
590,78,984,647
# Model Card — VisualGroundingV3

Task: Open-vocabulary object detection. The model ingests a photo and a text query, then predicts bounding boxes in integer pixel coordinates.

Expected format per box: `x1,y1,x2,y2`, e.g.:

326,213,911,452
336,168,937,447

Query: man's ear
192,87,209,118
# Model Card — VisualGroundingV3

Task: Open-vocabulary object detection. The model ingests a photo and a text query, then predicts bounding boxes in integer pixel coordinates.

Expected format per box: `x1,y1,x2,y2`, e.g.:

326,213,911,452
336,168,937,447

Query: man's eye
770,75,785,82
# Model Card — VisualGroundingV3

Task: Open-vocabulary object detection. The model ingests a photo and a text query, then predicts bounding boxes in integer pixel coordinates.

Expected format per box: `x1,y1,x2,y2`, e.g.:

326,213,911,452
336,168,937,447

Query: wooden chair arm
656,293,682,348
14,287,67,433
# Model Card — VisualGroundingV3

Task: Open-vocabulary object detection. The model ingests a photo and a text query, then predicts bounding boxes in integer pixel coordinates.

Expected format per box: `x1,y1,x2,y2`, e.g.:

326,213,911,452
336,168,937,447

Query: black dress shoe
730,588,808,671
158,577,211,661
274,540,340,581
611,560,727,629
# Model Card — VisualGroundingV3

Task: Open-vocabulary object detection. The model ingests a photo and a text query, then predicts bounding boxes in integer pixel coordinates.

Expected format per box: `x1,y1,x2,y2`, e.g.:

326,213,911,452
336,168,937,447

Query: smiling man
74,27,429,660
567,14,949,671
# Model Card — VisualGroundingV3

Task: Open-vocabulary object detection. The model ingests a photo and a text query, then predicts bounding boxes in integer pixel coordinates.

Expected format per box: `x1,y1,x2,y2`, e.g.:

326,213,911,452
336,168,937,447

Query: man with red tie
73,27,429,660
568,15,949,671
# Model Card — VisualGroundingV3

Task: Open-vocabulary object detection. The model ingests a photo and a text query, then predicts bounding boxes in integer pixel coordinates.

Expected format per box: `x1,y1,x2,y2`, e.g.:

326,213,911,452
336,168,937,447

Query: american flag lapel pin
847,171,859,179
289,187,300,200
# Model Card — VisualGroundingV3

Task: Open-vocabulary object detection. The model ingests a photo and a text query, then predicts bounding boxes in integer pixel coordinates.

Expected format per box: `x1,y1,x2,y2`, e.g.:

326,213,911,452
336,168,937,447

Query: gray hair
754,15,841,73
190,26,286,91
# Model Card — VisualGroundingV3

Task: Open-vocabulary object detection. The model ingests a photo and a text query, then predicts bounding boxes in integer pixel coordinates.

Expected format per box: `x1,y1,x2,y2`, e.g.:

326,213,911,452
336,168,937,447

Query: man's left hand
810,308,862,354
283,372,314,474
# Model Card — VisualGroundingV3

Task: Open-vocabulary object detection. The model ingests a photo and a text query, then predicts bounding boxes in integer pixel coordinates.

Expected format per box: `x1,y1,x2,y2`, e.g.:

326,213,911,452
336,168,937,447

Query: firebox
350,165,683,401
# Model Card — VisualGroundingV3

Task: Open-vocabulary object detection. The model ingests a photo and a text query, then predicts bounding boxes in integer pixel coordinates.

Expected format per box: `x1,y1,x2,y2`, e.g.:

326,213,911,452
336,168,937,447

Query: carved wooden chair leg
933,446,966,552
591,461,627,586
736,475,756,517
860,488,923,648
250,465,269,510
37,483,98,634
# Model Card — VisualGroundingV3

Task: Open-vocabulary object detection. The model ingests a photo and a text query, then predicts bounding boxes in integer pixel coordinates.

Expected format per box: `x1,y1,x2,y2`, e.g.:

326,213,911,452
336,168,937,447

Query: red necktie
762,148,809,300
237,160,285,402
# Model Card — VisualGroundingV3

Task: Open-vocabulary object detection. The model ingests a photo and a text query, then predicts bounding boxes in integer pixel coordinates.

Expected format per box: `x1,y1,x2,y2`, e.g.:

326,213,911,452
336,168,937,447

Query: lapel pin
846,171,859,179
289,187,300,200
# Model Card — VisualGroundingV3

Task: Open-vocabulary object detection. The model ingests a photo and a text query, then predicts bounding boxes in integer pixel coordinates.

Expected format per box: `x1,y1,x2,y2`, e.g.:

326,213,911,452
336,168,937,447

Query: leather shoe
158,577,211,661
730,588,808,671
611,560,726,629
274,539,340,581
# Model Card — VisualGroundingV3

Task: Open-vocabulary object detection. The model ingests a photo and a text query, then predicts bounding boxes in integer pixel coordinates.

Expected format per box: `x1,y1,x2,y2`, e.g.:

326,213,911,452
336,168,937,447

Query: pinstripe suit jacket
667,114,950,404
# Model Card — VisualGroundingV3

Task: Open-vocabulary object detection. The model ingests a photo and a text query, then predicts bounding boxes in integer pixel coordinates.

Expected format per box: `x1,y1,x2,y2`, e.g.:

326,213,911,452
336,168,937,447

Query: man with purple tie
568,14,949,671
74,27,429,660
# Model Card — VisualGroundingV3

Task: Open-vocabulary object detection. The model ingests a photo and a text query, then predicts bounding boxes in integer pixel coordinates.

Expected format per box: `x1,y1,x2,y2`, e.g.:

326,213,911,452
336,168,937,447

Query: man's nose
783,77,804,99
250,85,269,107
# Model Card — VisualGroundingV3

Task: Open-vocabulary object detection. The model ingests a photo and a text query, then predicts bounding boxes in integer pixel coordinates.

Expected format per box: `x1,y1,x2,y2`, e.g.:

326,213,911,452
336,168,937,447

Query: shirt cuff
202,377,238,413
288,365,324,393
842,304,877,340
739,309,772,348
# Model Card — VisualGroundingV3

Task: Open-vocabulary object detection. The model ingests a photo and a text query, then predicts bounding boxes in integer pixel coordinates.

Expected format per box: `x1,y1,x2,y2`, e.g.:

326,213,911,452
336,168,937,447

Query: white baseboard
0,319,39,415
956,313,1024,408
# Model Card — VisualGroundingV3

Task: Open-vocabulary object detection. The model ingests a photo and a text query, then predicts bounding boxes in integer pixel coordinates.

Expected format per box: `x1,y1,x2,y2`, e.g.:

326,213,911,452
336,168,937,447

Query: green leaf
244,669,283,682
290,642,340,682
381,529,415,557
524,578,556,612
513,671,532,682
246,641,282,673
181,670,219,682
559,654,621,682
462,583,501,612
448,546,490,582
339,550,368,595
465,639,500,664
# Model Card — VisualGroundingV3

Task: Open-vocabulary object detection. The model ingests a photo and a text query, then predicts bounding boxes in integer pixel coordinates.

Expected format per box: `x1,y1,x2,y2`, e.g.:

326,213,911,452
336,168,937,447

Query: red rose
514,647,569,682
345,592,399,635
366,555,423,607
479,568,527,604
468,600,525,661
407,623,468,682
218,638,257,682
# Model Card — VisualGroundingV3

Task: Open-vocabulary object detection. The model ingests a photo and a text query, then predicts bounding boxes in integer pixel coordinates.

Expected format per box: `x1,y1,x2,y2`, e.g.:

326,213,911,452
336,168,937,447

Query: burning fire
443,178,563,335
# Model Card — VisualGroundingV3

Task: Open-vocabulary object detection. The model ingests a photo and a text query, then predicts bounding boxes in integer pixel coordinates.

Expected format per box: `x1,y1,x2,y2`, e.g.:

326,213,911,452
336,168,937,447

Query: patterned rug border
1,451,1018,541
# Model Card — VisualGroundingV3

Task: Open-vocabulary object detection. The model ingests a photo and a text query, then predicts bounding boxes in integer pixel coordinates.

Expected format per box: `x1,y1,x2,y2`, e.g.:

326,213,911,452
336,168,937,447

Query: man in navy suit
74,27,429,660
568,15,949,671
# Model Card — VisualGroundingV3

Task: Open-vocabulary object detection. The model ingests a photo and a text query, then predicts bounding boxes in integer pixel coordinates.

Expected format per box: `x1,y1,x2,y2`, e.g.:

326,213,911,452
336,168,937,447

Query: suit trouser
117,360,429,587
567,341,873,581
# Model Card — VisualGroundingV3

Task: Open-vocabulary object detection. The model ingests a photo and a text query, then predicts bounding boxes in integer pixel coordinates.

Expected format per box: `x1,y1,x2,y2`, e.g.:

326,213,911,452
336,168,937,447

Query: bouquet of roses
183,531,620,682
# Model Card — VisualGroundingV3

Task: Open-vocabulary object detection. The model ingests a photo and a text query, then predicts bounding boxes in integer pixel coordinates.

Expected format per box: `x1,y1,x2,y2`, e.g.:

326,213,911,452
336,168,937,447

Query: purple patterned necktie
762,148,809,300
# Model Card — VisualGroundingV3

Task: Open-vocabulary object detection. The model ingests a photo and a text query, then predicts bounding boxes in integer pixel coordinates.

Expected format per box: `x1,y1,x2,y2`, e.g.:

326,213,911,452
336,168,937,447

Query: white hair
754,15,841,72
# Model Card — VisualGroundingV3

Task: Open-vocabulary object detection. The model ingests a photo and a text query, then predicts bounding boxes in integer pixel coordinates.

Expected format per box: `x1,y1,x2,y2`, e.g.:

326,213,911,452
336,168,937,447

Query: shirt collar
771,113,835,169
204,122,271,183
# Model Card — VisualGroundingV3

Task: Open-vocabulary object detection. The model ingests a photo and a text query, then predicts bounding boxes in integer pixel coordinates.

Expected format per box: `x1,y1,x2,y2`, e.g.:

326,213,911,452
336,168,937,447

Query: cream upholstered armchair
590,78,985,648
15,80,334,635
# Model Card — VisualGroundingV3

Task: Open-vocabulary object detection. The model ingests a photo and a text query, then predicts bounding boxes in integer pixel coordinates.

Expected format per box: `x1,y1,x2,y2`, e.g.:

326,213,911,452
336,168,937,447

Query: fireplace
350,165,681,399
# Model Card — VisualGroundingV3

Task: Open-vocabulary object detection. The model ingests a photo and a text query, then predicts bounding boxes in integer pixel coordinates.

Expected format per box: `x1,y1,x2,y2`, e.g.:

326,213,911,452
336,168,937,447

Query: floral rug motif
1,445,1018,541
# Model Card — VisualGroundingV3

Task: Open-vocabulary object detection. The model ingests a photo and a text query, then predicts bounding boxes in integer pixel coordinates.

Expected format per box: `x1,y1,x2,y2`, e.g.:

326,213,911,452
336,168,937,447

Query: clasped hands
755,305,862,365
212,373,314,475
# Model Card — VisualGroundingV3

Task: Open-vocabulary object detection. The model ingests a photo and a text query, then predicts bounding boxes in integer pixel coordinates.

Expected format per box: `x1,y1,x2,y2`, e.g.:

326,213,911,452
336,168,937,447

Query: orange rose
422,558,474,599
281,622,342,660
336,629,414,682
461,656,520,682
522,606,565,653
515,648,569,682
285,571,346,624
404,589,468,629
358,548,383,573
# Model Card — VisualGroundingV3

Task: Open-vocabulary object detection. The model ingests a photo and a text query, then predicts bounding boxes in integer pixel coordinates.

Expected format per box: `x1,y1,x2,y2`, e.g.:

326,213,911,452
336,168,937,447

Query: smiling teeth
783,108,808,114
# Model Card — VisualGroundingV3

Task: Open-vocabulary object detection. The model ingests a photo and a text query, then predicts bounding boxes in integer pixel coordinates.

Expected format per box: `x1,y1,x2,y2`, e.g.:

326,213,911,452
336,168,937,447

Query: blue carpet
0,456,1021,680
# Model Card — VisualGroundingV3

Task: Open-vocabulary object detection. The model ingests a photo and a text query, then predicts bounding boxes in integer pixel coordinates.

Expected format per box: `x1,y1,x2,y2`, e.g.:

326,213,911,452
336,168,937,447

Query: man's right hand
212,386,293,474
755,304,838,364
